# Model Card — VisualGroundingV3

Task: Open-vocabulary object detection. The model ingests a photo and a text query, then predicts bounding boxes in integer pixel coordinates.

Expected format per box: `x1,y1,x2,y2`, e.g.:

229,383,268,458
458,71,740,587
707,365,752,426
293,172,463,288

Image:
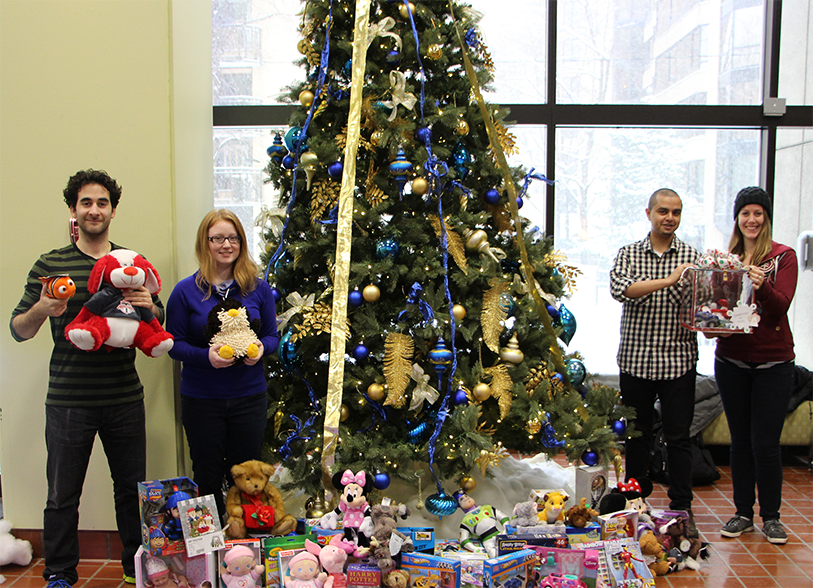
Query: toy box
264,534,316,588
438,550,488,588
219,538,263,588
482,549,538,588
313,527,344,545
135,545,216,588
565,522,601,546
573,466,610,512
347,563,381,588
399,526,436,553
178,494,225,557
601,538,654,587
139,477,198,556
504,524,567,537
679,267,757,333
597,510,638,541
534,547,600,588
401,552,461,588
496,533,568,555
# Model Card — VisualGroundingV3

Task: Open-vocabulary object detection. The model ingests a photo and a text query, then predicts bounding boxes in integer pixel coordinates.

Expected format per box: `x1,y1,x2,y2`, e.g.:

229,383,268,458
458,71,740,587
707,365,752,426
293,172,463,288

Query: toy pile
133,463,709,588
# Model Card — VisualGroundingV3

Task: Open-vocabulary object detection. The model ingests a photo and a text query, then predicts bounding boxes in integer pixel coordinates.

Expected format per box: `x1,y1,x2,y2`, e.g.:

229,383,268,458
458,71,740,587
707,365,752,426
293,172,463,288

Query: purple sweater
166,273,279,399
716,242,797,364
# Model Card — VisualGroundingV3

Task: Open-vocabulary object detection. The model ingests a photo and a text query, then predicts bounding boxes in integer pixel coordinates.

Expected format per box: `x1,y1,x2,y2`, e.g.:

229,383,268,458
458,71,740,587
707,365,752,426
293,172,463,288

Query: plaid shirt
610,234,699,380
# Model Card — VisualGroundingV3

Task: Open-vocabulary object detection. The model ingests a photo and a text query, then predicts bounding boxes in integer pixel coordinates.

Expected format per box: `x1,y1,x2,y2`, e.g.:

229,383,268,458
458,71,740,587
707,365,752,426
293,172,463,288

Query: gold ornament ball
297,39,310,55
473,383,491,401
452,304,466,320
460,476,476,492
370,130,384,147
526,418,542,435
367,383,385,401
340,404,350,421
399,2,415,19
427,44,443,61
456,119,470,136
299,90,315,108
362,284,381,302
411,177,429,196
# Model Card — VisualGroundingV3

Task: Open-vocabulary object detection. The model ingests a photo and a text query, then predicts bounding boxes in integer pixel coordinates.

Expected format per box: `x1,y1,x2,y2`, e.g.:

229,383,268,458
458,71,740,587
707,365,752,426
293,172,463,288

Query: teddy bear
382,570,410,588
225,460,296,539
565,497,599,528
638,530,671,576
0,519,33,584
65,249,174,357
220,545,264,588
538,490,569,525
203,298,261,363
368,502,415,571
659,516,706,570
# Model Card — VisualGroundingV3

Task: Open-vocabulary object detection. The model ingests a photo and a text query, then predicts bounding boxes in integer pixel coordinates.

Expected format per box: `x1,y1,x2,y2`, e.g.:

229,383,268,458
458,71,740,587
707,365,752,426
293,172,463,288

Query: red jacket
716,241,797,363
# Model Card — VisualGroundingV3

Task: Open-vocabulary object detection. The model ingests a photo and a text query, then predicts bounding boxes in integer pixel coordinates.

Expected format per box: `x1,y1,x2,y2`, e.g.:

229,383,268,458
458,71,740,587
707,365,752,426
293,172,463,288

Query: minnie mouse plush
65,249,174,357
599,477,654,526
319,469,374,546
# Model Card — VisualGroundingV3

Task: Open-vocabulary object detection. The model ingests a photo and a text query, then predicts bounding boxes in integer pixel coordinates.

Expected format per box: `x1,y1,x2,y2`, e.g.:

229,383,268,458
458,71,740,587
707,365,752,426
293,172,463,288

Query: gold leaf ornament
383,333,414,408
483,363,513,418
475,444,508,476
429,216,468,274
481,279,509,353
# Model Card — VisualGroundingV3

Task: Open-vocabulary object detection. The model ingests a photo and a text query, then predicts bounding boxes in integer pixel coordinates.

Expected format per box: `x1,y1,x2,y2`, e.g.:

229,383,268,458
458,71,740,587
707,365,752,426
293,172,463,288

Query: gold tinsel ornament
383,333,414,408
475,444,508,476
481,279,510,353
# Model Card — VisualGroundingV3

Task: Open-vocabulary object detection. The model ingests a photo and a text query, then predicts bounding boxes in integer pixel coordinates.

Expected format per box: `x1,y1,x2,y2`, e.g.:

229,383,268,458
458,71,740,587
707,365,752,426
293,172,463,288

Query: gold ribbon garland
448,1,587,420
322,0,373,500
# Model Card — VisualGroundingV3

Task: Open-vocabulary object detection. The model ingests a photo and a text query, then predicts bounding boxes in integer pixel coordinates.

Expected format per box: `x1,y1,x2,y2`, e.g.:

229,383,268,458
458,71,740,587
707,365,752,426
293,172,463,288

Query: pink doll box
482,549,538,588
535,547,600,588
401,552,461,588
679,268,756,334
135,545,216,588
265,534,317,588
219,539,262,588
138,477,198,556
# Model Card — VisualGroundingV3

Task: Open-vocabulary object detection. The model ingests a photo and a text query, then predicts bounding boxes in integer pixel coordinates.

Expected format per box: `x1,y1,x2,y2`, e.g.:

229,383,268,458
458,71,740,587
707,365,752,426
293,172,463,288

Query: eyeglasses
208,235,241,244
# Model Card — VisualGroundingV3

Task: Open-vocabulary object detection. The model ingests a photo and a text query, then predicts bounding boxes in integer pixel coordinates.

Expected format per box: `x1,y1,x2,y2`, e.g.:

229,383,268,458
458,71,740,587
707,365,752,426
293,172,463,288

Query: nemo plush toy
65,249,174,357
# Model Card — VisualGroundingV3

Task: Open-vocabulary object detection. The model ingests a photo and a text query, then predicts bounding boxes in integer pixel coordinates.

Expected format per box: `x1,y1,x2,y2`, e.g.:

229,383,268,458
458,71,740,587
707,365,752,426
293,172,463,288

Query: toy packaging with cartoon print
138,477,198,556
134,545,216,588
400,552,461,588
482,549,538,588
178,494,225,556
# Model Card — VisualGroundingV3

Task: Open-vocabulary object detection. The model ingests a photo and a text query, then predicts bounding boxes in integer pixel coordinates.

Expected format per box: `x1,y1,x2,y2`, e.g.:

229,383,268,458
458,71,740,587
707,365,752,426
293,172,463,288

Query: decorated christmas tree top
259,0,633,503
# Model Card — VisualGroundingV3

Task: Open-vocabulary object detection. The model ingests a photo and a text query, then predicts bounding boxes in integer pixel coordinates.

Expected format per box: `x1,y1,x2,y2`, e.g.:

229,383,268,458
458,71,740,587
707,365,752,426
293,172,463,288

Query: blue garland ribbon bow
265,0,335,281
518,168,556,200
398,282,435,325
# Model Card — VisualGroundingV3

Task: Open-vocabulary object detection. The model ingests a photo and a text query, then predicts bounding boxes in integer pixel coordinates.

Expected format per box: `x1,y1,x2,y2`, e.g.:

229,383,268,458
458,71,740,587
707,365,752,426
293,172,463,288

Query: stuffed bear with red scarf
225,460,296,539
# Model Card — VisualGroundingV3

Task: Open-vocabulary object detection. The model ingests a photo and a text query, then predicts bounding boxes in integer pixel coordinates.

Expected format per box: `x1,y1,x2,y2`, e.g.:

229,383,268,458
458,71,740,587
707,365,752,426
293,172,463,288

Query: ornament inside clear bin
679,266,759,334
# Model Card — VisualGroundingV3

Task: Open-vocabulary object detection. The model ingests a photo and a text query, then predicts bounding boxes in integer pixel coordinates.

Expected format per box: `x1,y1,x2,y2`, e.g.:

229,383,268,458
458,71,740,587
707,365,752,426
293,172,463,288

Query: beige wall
0,0,212,529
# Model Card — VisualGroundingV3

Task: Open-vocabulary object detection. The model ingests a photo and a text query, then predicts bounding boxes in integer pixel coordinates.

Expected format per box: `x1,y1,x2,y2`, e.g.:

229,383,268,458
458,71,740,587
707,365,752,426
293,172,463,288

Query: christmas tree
259,0,632,506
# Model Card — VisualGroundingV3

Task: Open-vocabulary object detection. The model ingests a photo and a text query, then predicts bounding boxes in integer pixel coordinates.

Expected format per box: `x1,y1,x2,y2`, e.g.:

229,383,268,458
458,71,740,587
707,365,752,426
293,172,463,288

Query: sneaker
46,577,73,588
123,574,136,584
721,515,755,538
762,519,788,544
685,509,699,539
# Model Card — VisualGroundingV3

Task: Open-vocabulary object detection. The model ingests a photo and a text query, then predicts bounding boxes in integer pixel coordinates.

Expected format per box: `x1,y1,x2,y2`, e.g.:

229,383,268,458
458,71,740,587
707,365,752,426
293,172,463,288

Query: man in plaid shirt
611,188,699,535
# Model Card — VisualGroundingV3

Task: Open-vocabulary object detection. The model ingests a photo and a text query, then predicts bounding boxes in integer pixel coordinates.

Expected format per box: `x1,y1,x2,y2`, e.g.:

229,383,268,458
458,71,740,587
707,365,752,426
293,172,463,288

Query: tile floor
1,449,811,588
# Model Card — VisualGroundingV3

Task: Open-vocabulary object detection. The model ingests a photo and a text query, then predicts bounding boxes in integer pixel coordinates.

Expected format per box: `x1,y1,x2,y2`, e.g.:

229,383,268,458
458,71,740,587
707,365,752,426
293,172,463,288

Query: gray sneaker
762,519,788,544
721,515,754,537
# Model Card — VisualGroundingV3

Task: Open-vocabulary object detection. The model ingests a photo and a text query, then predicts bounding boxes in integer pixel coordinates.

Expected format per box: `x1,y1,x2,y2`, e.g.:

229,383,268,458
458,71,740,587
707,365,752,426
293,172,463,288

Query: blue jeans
181,392,268,518
44,402,146,584
714,357,794,521
620,368,696,510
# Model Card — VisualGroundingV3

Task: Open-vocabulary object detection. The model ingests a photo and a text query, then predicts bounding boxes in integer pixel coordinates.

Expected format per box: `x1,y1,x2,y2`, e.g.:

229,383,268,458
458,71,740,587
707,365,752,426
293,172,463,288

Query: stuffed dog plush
65,249,173,357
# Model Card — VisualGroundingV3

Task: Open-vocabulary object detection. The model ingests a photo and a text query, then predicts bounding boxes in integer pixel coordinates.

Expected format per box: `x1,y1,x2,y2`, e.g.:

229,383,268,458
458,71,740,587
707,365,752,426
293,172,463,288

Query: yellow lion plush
539,490,569,525
225,460,296,538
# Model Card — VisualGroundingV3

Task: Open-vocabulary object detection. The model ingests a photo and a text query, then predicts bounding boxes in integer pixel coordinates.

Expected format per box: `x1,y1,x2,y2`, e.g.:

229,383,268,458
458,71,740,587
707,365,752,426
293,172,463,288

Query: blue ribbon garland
265,0,335,281
518,168,555,200
359,393,388,433
279,367,321,459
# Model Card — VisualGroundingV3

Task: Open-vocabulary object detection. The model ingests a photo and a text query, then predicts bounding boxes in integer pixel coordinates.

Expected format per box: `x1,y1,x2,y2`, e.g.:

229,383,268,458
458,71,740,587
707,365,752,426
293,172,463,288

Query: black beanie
733,186,772,222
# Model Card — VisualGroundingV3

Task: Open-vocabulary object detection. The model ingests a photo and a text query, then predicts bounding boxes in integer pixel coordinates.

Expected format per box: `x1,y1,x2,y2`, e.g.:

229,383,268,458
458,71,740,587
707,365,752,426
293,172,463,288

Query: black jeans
181,392,268,518
620,368,696,510
44,402,146,584
714,358,794,521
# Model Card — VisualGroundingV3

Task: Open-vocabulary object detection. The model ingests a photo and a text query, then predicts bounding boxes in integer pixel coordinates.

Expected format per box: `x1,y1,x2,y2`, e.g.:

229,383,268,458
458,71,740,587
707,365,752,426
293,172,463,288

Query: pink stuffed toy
220,545,264,588
286,549,327,588
305,535,358,588
65,249,173,357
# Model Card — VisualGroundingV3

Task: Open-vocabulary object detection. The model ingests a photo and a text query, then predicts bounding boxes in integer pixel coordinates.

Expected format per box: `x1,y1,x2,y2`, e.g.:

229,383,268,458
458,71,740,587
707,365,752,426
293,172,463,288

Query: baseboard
13,529,124,560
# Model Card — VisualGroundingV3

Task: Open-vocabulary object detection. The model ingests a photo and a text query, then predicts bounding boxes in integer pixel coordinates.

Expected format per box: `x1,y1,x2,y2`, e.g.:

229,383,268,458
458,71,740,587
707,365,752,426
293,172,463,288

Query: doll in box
220,545,264,588
163,490,192,541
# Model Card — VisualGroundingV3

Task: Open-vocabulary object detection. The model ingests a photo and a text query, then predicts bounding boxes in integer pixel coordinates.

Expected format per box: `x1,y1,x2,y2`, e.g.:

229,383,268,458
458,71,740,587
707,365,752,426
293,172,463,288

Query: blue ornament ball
270,287,282,304
611,419,627,436
453,387,469,406
386,49,400,65
342,59,353,78
284,126,306,152
425,492,458,518
416,126,432,145
328,161,343,180
516,196,524,209
353,343,370,362
373,472,391,490
566,358,587,386
483,188,500,205
581,450,599,467
277,330,299,372
348,290,364,308
282,154,296,170
375,237,400,260
546,304,560,321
